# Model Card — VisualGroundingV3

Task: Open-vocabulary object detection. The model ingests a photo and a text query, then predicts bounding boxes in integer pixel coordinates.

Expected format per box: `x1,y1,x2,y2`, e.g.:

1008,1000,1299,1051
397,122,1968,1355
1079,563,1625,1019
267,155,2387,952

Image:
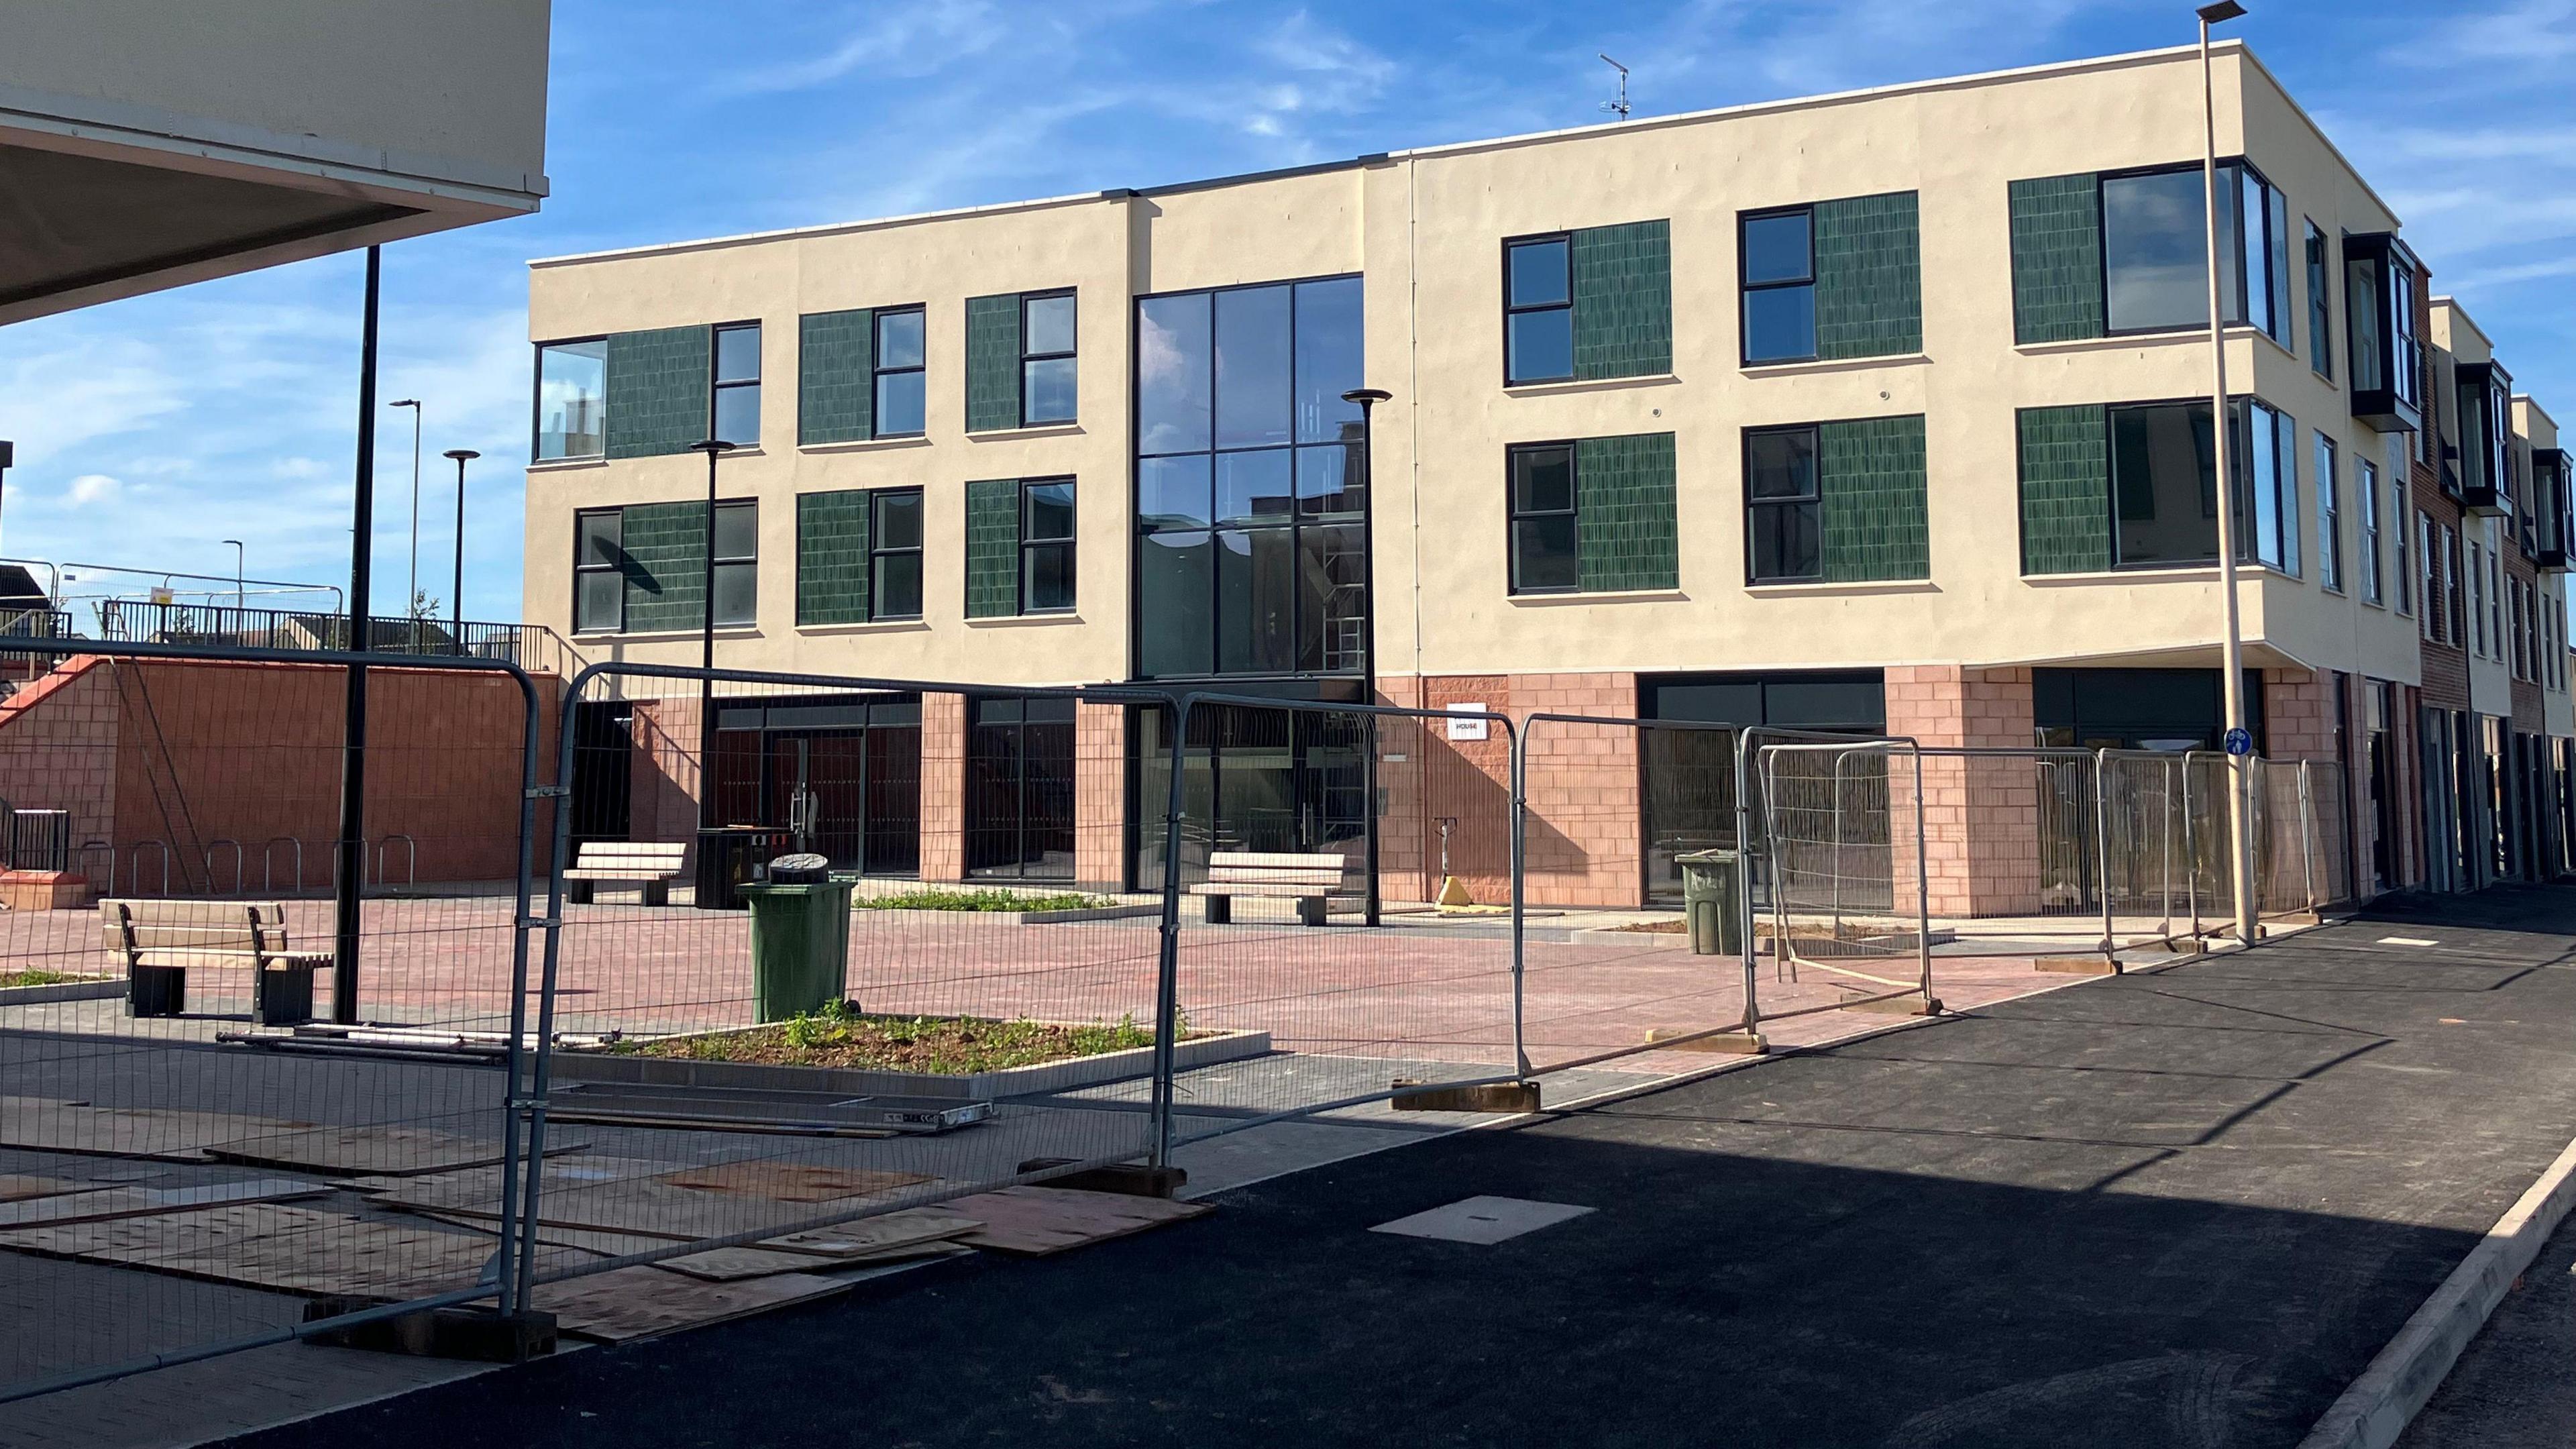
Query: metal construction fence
0,643,2364,1404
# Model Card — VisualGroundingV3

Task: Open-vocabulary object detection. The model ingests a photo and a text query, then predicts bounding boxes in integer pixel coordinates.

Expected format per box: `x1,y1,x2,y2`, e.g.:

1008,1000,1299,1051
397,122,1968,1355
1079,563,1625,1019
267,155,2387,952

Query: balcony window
2344,233,2424,432
2457,360,2514,517
2098,162,2290,341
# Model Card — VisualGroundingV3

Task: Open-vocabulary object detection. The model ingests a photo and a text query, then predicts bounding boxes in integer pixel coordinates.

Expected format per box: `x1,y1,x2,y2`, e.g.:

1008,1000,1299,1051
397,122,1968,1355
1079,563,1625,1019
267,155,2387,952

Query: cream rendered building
523,42,2562,902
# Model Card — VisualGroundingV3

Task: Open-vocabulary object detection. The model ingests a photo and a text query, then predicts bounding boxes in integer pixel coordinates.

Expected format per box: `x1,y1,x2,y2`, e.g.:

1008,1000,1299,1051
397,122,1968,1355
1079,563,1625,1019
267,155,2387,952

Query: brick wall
1391,672,1638,908
917,692,967,882
628,696,703,858
1884,665,2042,917
0,656,553,894
1073,700,1125,889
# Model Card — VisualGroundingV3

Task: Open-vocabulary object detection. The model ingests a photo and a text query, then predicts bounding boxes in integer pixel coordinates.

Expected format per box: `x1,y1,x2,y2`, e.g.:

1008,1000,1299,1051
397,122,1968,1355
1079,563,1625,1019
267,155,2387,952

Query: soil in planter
622,1005,1175,1075
852,887,1115,914
1,969,99,987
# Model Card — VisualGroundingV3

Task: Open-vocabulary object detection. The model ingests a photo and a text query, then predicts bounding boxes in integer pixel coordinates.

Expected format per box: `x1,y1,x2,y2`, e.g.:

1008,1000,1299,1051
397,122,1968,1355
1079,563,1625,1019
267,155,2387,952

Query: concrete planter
0,977,121,1006
0,871,93,912
553,1026,1271,1101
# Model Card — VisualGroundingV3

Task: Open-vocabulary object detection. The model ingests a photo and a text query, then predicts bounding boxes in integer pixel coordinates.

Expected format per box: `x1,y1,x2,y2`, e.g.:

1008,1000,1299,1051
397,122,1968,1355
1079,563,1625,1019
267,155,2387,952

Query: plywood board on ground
659,1162,930,1203
0,1177,322,1229
0,1097,313,1162
0,1174,81,1203
381,1159,943,1241
530,1265,861,1343
943,1186,1210,1257
205,1125,573,1177
757,1206,984,1260
0,1203,562,1300
420,1205,980,1279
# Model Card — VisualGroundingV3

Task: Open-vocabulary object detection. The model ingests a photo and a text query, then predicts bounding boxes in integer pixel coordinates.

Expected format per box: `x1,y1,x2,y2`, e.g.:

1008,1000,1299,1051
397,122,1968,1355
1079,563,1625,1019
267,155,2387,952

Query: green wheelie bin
1674,848,1742,957
739,853,852,1022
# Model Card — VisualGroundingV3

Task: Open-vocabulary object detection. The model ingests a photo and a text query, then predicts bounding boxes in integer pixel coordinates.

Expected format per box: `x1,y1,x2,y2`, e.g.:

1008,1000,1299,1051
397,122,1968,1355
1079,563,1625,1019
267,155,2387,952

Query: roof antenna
1599,54,1630,121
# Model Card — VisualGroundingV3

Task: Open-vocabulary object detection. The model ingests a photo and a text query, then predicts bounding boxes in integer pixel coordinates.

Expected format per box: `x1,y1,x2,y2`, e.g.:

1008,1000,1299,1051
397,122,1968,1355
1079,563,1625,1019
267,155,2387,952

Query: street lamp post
2198,0,2258,946
443,449,479,655
1342,388,1391,928
688,439,737,837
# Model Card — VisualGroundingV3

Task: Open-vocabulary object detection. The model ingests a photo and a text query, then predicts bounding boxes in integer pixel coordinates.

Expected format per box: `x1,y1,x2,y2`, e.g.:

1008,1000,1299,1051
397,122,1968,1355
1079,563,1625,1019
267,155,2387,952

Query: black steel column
1343,388,1391,928
333,245,382,1024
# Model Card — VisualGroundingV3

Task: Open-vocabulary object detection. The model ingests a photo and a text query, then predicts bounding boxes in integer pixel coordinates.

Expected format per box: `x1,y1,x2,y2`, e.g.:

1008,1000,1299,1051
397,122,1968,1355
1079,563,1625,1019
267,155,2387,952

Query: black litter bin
692,825,780,911
1674,848,1742,956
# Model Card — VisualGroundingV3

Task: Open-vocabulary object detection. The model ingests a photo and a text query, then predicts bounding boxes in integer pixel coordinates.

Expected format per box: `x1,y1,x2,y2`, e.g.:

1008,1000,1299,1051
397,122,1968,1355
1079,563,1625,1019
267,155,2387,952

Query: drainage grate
1368,1195,1594,1244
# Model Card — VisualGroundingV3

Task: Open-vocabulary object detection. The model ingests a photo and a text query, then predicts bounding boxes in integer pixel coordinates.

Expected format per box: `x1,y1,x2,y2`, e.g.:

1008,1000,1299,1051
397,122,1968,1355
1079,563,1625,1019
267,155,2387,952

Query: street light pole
2199,0,2257,945
688,438,737,835
391,399,422,623
443,449,478,655
1342,387,1391,928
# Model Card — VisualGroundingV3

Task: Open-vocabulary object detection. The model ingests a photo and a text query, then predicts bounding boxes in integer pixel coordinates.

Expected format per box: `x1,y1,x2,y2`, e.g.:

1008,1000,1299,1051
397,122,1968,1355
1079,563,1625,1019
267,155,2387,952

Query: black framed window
1133,275,1365,678
2359,454,2383,604
1745,425,1822,581
712,322,761,446
1740,207,1816,364
873,306,926,437
2241,399,2299,575
573,508,621,633
2315,432,2342,593
1020,477,1076,613
1022,291,1077,426
2109,401,2220,568
2305,220,2332,378
1507,443,1579,594
2394,447,2414,615
1504,235,1573,384
2100,161,2288,339
535,339,607,461
967,696,1077,880
710,500,757,626
871,488,923,619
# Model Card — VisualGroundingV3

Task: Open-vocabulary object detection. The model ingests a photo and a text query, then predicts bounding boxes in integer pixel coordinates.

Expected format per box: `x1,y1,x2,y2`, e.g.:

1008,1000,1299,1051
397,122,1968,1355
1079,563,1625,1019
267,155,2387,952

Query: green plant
851,887,1114,914
0,969,78,988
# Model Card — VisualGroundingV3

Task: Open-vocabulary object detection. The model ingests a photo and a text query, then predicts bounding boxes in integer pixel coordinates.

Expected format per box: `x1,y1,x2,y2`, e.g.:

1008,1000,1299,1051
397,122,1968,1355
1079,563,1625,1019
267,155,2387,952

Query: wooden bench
98,899,329,1026
564,841,689,906
1187,851,1356,926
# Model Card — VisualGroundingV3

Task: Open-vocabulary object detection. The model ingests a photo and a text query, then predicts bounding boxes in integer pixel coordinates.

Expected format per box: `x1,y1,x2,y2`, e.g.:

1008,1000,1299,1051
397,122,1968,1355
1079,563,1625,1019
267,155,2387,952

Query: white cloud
719,0,1005,94
64,474,121,507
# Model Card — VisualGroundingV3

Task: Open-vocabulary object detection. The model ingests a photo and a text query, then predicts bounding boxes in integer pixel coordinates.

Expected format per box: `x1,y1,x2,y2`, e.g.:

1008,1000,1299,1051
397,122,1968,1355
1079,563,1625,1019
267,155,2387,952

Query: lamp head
2198,1,2245,23
690,439,739,455
443,448,480,462
1340,388,1393,406
390,398,421,409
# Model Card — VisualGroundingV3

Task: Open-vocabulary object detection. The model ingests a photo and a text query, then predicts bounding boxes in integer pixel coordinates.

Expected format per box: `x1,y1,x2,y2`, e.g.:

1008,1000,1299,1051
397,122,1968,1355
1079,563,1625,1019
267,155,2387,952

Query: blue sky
3,0,2571,622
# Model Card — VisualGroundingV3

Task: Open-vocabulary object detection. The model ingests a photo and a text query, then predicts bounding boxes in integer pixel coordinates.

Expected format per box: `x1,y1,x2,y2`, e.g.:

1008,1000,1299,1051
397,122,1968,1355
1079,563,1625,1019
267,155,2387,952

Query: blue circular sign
2223,727,2254,757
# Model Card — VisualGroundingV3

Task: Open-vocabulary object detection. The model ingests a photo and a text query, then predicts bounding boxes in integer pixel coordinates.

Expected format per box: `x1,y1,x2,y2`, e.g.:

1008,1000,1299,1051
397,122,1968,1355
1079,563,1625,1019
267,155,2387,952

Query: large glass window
1134,276,1364,678
2241,400,2299,575
2316,432,2342,593
871,489,923,620
712,323,761,446
2101,162,2289,339
1021,291,1077,426
1020,478,1076,613
711,500,757,625
1504,236,1572,384
574,508,621,632
1745,426,1823,581
535,339,607,461
873,307,926,437
1740,208,1817,364
1508,443,1580,593
2110,402,2220,568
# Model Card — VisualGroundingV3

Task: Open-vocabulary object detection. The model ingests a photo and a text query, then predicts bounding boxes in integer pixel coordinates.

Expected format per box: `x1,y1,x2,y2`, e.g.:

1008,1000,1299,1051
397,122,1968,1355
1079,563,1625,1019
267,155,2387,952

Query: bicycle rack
73,840,114,898
127,840,172,896
374,834,417,892
262,837,305,895
205,839,246,896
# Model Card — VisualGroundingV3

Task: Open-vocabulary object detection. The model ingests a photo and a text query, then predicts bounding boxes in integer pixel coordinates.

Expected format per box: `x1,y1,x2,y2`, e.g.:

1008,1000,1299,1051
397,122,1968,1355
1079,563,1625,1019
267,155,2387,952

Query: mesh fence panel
1755,739,1931,1008
1150,698,1520,1147
0,643,545,1400
511,665,1167,1294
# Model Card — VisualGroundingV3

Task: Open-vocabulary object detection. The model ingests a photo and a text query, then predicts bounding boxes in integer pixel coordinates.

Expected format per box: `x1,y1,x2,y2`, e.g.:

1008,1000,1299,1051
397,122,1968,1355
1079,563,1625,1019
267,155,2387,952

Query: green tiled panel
606,327,710,460
797,490,871,625
1570,220,1673,380
2008,174,2105,345
798,309,873,446
1575,431,1679,592
965,477,1022,619
965,294,1022,433
1818,415,1930,582
619,500,707,631
1813,192,1923,360
2019,405,2112,575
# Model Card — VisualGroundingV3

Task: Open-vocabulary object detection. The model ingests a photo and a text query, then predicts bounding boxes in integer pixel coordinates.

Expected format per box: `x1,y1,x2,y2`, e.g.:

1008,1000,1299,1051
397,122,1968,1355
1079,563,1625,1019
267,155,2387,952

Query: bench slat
1207,852,1347,869
1188,883,1359,898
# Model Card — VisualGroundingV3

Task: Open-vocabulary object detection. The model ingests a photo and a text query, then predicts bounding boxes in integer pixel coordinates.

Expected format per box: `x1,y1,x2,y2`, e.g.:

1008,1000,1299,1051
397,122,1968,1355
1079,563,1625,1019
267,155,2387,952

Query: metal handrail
72,839,113,897
205,839,245,896
262,837,305,895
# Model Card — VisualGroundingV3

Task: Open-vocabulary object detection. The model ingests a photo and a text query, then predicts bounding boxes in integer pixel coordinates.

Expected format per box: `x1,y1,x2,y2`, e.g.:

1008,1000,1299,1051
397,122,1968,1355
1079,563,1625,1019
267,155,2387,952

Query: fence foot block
1390,1079,1542,1112
2034,957,2121,975
1840,996,1943,1016
1642,1028,1768,1055
302,1300,557,1363
1016,1159,1188,1199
